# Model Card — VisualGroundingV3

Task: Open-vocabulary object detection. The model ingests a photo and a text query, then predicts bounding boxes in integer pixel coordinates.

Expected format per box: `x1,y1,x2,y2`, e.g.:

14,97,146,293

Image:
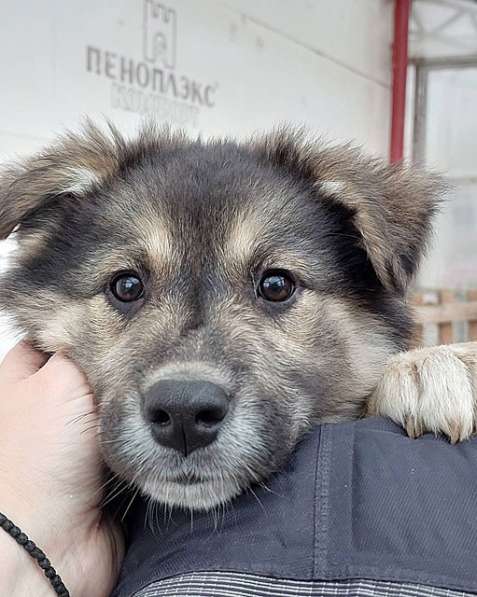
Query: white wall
414,68,477,290
407,1,477,291
0,0,392,156
0,0,393,357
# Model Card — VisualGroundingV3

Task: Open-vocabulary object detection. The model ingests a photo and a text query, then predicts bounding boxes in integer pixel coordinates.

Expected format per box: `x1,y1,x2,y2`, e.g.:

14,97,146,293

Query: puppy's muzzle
143,380,230,456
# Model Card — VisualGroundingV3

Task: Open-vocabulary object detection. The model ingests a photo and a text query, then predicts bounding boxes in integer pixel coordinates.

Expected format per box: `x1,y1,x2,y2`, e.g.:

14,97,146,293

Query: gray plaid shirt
134,573,474,596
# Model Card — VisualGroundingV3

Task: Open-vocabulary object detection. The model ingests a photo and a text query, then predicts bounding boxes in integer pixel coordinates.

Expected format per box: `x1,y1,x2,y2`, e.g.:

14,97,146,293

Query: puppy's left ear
0,121,122,239
257,131,445,293
317,146,445,293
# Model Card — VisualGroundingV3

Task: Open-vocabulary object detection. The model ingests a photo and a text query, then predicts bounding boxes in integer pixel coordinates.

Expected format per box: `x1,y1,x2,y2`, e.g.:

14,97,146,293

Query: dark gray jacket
112,417,477,597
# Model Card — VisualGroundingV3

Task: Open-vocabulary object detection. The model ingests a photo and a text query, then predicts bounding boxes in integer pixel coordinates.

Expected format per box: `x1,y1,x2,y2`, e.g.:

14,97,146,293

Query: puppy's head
0,124,442,510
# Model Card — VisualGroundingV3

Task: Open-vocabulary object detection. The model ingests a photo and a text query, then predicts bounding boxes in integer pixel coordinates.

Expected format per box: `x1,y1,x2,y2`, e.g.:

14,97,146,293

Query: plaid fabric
133,571,475,597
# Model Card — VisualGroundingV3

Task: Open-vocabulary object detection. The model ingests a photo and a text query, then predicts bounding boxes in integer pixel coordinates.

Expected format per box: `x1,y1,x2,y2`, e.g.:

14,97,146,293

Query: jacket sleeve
112,417,477,597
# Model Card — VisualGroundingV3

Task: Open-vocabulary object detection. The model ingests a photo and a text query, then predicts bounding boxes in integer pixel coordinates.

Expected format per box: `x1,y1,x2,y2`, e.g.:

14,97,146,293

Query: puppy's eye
258,270,295,302
110,272,144,302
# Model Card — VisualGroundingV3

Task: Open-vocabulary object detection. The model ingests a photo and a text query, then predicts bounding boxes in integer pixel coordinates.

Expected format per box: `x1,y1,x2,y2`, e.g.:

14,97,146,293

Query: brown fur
0,123,446,510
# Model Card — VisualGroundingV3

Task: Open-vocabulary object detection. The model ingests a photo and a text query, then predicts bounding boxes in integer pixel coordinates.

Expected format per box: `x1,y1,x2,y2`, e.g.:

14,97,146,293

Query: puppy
0,123,475,510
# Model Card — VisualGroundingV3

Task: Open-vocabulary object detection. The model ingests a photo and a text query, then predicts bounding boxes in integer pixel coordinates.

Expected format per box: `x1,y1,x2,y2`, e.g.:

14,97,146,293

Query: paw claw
405,417,422,439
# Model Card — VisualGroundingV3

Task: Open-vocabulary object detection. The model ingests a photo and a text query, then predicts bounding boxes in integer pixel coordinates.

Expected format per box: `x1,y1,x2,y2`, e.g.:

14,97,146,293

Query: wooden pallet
412,289,477,346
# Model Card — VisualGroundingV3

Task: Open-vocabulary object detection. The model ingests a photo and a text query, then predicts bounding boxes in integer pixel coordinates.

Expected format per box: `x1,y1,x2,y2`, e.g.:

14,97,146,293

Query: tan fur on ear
0,120,189,240
316,146,445,292
254,129,446,293
0,120,122,239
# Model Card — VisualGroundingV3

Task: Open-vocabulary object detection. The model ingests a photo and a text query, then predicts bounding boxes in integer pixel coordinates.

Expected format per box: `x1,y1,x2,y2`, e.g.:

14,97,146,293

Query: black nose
143,380,229,456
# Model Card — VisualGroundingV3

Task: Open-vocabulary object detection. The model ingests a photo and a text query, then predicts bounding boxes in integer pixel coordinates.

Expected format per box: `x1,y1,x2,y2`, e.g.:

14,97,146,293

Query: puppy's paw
368,342,477,443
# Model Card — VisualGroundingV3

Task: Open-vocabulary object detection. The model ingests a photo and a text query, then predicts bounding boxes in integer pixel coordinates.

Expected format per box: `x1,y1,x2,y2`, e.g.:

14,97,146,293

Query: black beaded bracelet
0,511,70,596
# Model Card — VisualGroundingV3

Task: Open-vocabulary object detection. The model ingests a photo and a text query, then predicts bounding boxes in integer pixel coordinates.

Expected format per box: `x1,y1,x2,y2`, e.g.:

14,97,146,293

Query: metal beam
412,64,429,164
409,53,477,68
430,8,464,34
390,0,411,162
416,0,477,16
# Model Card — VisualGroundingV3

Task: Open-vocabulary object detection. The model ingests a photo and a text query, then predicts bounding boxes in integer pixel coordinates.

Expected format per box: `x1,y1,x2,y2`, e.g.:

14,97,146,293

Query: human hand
0,341,124,596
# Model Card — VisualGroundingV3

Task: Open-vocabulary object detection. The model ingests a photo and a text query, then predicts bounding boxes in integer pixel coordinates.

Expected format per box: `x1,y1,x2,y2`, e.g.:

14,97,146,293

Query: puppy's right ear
0,122,123,239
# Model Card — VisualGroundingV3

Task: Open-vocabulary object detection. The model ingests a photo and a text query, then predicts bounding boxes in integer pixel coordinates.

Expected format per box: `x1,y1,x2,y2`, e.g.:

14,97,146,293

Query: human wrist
0,501,85,597
0,489,124,597
0,484,71,568
0,509,111,597
0,528,54,597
